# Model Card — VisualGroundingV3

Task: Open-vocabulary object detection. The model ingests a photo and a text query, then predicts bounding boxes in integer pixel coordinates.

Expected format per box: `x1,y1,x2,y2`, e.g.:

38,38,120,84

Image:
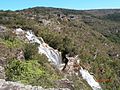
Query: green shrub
6,60,45,84
24,43,38,60
38,30,78,56
5,54,61,87
106,33,120,43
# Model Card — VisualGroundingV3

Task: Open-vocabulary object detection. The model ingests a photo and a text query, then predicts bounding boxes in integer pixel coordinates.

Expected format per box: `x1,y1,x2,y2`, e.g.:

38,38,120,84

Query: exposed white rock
65,55,80,76
16,50,25,60
0,79,70,90
15,28,102,90
0,66,5,79
42,19,51,26
15,28,25,35
15,28,62,65
0,26,6,32
80,67,102,90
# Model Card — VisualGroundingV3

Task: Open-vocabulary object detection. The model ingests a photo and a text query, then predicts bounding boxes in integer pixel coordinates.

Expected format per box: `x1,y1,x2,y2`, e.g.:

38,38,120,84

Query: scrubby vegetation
6,58,61,88
0,7,120,90
5,42,62,88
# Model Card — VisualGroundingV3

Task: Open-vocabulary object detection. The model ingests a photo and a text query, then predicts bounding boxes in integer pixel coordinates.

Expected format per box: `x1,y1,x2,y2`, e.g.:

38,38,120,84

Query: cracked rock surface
0,79,70,90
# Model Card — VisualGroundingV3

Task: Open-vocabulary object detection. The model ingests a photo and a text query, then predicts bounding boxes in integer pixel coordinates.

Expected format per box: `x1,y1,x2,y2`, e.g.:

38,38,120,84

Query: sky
0,0,120,10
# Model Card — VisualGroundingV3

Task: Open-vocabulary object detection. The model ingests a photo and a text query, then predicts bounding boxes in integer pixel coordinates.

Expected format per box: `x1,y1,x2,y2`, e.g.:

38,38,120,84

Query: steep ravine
14,28,102,90
0,27,102,90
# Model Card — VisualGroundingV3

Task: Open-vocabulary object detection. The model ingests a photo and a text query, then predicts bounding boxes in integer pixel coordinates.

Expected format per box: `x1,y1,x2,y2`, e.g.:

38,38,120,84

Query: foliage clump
6,57,61,87
5,42,61,88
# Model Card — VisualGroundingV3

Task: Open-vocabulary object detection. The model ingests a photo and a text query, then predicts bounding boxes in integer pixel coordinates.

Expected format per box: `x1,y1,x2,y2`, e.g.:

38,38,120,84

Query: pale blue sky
0,0,120,10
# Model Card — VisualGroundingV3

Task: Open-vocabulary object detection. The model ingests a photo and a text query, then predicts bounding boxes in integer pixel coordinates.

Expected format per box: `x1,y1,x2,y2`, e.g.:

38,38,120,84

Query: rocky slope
0,7,120,90
0,79,70,90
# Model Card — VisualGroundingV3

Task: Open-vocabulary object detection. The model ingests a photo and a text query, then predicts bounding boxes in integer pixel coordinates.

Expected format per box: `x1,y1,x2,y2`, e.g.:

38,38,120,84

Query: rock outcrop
0,66,5,79
62,55,80,76
16,49,25,61
0,79,70,90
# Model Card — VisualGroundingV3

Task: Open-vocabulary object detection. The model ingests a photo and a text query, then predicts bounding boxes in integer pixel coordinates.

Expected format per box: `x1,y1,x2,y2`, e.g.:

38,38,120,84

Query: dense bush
103,13,120,22
106,33,120,43
38,30,78,56
24,43,38,60
5,57,61,87
0,30,15,41
6,60,44,83
0,30,24,48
